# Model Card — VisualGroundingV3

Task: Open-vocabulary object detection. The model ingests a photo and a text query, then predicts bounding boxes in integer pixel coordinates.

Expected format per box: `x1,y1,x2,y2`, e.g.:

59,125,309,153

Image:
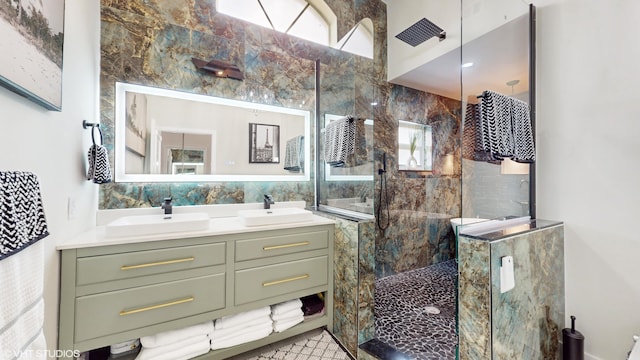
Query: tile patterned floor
229,329,351,360
374,260,458,360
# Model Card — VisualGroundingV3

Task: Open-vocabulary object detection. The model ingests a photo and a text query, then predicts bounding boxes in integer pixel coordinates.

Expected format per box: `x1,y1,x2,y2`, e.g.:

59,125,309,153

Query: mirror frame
114,82,311,182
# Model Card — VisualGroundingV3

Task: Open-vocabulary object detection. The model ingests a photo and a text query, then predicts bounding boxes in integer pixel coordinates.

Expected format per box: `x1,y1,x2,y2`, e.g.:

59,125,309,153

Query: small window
287,5,330,46
216,0,371,56
337,19,374,59
398,120,432,171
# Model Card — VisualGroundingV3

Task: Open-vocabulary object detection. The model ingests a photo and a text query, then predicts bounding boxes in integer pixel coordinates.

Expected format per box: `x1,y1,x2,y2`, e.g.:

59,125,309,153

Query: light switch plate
500,255,515,293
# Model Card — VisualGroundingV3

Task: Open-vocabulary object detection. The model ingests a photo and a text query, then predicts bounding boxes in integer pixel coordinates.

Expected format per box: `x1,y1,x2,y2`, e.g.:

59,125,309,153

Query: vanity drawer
235,230,328,262
235,256,327,305
74,273,224,342
76,242,225,286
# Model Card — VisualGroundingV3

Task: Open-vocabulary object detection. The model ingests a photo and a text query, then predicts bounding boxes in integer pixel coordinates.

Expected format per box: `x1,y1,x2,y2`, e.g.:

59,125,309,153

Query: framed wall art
0,0,65,110
249,123,280,163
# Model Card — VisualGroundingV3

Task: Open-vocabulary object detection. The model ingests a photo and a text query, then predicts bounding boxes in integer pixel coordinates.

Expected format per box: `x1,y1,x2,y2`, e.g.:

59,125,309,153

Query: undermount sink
105,212,210,238
237,208,314,227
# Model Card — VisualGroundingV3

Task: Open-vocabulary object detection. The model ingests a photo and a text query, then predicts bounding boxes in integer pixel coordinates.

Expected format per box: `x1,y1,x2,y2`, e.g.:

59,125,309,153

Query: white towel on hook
0,241,47,359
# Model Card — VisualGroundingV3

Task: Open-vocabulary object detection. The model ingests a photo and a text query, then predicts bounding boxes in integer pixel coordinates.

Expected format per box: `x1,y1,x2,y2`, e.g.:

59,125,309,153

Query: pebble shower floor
375,260,458,360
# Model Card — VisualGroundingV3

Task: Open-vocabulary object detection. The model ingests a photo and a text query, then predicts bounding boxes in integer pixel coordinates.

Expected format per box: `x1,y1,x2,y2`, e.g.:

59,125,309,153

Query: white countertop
57,202,335,250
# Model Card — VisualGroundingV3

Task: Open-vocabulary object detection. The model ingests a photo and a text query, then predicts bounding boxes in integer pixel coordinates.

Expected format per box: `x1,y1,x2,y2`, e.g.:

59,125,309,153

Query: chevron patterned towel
480,91,535,162
87,144,112,184
284,135,304,172
480,90,514,160
0,172,49,261
511,97,535,162
462,103,500,164
322,115,355,167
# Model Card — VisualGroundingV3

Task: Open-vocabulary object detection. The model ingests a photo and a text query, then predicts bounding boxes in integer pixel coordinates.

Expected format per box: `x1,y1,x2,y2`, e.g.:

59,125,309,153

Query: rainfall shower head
395,18,446,47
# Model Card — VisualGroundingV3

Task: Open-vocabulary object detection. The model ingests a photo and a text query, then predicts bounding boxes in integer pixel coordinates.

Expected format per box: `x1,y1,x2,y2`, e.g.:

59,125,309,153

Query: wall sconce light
191,58,244,80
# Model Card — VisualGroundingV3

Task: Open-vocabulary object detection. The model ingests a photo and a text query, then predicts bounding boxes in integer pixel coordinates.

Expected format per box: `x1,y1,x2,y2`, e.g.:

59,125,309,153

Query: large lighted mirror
114,83,311,182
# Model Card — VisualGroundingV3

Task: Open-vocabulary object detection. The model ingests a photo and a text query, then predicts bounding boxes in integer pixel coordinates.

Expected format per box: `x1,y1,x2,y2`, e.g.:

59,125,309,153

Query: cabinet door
76,242,225,285
74,273,225,342
235,230,328,262
235,256,327,305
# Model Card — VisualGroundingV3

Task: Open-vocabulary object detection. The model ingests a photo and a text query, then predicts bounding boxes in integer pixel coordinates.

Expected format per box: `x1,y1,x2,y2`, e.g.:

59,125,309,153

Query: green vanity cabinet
58,223,334,360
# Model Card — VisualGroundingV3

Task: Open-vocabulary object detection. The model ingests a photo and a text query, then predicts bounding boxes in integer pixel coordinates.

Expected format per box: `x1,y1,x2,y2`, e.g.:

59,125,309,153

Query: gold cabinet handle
263,274,309,287
263,241,310,251
119,297,194,316
120,257,195,271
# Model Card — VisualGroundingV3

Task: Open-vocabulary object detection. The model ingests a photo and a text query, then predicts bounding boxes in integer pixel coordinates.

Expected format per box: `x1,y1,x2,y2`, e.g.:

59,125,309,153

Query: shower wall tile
458,236,492,359
315,212,376,357
458,223,565,360
358,220,376,344
332,217,359,355
490,225,564,360
374,84,462,279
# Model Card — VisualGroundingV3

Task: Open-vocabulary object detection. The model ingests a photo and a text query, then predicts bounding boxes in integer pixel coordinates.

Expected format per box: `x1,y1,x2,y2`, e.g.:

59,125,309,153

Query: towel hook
83,120,103,146
82,120,99,129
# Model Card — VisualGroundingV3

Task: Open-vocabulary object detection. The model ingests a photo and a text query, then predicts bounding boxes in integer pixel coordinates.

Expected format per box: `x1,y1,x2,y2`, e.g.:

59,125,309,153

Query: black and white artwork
0,0,65,110
249,123,280,163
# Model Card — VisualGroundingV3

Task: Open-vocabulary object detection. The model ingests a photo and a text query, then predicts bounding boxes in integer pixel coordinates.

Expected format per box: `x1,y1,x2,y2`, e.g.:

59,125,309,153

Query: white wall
534,0,640,358
0,0,99,355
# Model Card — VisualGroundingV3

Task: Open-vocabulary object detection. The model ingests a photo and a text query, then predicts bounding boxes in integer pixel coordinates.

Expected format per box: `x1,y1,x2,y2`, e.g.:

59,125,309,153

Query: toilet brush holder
563,315,585,360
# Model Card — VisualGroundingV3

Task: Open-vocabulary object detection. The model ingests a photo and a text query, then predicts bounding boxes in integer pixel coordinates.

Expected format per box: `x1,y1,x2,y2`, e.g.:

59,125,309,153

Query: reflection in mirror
398,120,433,171
461,6,533,219
114,83,310,182
323,114,374,181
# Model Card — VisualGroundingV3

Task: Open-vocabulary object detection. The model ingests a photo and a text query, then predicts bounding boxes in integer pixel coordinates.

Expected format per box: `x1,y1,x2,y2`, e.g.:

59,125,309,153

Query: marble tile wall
99,0,386,209
373,88,462,278
317,212,375,357
458,224,565,359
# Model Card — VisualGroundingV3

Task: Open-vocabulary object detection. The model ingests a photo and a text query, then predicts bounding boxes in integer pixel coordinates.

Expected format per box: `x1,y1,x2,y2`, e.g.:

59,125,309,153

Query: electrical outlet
68,196,78,219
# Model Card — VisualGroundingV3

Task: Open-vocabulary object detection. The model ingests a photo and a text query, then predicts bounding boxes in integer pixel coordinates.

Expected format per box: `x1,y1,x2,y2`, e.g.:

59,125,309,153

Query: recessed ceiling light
462,62,474,68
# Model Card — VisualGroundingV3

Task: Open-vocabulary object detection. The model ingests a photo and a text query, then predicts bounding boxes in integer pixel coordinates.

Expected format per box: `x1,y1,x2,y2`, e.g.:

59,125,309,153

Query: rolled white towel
271,299,302,316
271,308,304,322
211,322,273,350
135,334,209,360
110,339,140,355
211,315,272,339
214,307,270,330
140,321,213,348
273,316,303,333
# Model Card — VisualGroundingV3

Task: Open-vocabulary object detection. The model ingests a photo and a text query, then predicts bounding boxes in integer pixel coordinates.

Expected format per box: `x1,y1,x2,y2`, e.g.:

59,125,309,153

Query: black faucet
263,194,275,209
161,197,173,216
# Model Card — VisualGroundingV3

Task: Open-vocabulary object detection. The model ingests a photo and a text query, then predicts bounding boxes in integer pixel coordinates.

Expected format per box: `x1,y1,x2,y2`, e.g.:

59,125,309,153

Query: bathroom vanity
57,206,334,359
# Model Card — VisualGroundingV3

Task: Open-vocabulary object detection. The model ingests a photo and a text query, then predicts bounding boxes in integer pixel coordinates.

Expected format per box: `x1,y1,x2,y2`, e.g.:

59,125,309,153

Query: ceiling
389,13,531,102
